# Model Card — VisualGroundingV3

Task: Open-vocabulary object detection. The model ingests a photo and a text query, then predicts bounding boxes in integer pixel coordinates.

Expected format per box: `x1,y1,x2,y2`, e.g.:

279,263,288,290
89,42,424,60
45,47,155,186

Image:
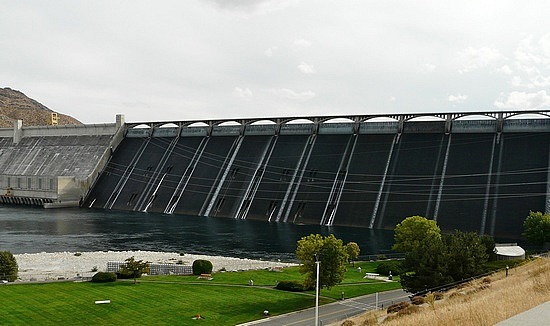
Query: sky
1,0,550,124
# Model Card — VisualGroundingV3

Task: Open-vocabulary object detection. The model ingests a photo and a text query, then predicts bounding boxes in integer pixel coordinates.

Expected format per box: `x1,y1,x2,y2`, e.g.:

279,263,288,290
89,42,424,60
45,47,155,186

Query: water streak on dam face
82,112,550,239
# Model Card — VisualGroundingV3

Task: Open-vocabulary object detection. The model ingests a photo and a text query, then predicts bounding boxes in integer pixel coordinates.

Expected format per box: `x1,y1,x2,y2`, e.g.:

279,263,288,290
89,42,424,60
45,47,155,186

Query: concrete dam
1,111,549,239
80,111,549,239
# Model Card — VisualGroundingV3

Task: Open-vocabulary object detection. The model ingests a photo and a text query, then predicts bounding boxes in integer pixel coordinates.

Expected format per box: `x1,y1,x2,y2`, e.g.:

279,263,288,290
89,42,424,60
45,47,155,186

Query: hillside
340,256,550,325
0,87,82,128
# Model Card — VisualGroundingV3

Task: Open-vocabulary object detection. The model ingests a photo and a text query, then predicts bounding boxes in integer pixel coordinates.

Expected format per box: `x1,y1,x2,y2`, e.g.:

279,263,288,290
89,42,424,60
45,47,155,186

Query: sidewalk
496,301,550,326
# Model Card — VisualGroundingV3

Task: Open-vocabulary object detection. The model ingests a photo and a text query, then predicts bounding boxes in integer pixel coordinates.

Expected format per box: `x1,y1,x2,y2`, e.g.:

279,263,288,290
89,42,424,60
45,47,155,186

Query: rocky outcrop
0,87,81,127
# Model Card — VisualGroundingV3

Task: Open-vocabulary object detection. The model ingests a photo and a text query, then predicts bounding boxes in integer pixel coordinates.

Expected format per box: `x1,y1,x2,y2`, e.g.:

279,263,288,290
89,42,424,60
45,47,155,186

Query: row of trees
394,216,493,293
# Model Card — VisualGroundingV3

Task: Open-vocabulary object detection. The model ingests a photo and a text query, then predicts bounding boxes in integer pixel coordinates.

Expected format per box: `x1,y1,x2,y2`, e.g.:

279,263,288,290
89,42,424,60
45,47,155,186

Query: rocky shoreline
13,251,297,282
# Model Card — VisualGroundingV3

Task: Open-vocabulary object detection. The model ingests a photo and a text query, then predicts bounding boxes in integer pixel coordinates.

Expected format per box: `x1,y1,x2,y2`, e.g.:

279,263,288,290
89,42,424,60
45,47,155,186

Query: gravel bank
13,251,297,281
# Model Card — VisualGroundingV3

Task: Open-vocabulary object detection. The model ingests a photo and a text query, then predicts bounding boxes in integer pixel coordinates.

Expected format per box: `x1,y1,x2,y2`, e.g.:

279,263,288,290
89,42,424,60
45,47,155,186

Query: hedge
92,272,117,283
276,280,307,292
192,259,213,275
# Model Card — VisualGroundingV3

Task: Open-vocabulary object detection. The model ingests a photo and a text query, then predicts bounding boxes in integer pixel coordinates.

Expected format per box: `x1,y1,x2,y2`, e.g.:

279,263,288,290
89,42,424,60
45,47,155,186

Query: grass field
0,261,400,325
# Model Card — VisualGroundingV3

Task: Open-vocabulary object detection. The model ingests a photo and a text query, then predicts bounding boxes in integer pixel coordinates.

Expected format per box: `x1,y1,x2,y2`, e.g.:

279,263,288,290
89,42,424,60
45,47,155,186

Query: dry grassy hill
0,87,82,128
339,256,550,325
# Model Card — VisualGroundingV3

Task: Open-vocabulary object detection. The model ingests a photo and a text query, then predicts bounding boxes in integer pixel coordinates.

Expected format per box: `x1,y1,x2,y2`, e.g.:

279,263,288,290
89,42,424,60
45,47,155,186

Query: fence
106,262,193,275
359,252,405,261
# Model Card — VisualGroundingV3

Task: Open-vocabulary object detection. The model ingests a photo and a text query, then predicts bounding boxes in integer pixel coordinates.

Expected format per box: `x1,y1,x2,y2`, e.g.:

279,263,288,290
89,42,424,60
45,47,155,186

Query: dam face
83,112,550,239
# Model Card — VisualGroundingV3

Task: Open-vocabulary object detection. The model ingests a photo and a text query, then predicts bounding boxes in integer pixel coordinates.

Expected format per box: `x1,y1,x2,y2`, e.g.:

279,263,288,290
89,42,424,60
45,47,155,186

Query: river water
0,205,395,261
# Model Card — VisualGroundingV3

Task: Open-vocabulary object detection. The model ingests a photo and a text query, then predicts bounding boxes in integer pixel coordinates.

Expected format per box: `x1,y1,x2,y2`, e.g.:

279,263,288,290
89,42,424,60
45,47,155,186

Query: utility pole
314,253,321,326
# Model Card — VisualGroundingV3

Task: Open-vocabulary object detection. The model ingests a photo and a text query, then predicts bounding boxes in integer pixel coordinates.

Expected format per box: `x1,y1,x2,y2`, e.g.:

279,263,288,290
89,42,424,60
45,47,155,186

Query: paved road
239,288,409,326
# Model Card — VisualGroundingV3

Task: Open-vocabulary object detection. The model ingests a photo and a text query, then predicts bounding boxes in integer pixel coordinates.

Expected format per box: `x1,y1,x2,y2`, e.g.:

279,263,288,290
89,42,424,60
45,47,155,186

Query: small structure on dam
0,115,124,207
79,110,550,239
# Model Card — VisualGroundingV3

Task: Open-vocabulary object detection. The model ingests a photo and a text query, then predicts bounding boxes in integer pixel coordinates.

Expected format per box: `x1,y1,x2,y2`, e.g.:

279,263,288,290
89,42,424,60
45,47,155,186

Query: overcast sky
2,0,550,124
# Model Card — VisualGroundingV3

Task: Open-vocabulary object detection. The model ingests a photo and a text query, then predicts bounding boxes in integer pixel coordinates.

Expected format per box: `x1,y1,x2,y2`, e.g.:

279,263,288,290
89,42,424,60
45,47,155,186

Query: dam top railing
124,110,550,137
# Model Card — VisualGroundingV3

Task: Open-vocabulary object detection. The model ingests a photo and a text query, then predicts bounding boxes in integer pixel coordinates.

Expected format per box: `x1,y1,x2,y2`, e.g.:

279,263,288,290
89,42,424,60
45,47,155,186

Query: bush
340,320,355,326
386,301,410,314
92,272,117,283
192,259,213,275
396,305,420,316
0,251,18,282
375,260,403,276
276,280,307,292
116,270,134,279
410,296,425,305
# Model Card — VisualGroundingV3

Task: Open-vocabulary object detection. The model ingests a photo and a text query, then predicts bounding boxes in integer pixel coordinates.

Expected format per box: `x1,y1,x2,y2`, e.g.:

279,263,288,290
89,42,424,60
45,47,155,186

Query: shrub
340,320,356,326
386,301,410,314
92,272,117,283
410,296,425,305
0,251,18,282
192,259,213,275
118,257,149,283
276,280,306,292
396,304,420,316
375,260,403,276
116,270,134,279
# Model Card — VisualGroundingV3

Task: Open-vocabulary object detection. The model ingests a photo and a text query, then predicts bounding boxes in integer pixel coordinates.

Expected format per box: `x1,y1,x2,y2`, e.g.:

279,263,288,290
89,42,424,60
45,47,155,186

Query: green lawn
0,261,401,325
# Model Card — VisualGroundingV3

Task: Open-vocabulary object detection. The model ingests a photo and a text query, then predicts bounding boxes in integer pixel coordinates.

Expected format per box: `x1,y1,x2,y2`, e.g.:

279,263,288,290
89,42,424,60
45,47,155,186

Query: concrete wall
452,120,497,133
245,124,277,135
0,174,58,198
22,123,117,137
0,115,121,207
359,121,399,134
318,123,354,134
503,119,550,132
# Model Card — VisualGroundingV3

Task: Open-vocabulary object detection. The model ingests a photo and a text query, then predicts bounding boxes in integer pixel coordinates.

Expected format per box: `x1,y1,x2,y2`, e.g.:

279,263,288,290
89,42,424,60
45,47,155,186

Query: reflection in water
0,205,395,261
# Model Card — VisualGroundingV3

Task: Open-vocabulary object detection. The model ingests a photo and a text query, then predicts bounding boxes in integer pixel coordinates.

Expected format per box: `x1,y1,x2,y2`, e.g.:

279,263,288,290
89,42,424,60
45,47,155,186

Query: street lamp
314,253,321,326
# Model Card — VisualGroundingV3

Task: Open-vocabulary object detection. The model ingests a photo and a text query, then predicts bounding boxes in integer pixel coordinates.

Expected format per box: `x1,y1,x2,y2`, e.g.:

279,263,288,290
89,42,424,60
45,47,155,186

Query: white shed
494,243,525,260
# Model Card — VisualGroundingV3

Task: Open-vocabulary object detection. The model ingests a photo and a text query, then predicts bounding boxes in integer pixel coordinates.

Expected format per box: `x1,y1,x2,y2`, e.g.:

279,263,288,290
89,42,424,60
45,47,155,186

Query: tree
444,231,488,281
344,242,360,266
0,251,18,282
479,234,496,261
295,234,348,289
119,256,149,284
392,216,441,252
523,211,550,246
400,231,489,293
400,234,451,293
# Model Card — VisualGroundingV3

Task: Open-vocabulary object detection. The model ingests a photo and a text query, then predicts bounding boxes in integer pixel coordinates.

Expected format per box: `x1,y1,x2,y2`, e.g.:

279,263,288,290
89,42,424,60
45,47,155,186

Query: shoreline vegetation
13,250,297,281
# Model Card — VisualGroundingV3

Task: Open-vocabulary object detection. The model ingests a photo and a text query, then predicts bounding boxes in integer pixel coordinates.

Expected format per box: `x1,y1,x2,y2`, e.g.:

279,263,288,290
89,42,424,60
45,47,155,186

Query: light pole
314,253,320,326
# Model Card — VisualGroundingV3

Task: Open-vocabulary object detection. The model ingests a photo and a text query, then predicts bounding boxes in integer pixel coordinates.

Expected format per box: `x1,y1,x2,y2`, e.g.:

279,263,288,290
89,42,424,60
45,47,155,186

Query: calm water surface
0,205,395,261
